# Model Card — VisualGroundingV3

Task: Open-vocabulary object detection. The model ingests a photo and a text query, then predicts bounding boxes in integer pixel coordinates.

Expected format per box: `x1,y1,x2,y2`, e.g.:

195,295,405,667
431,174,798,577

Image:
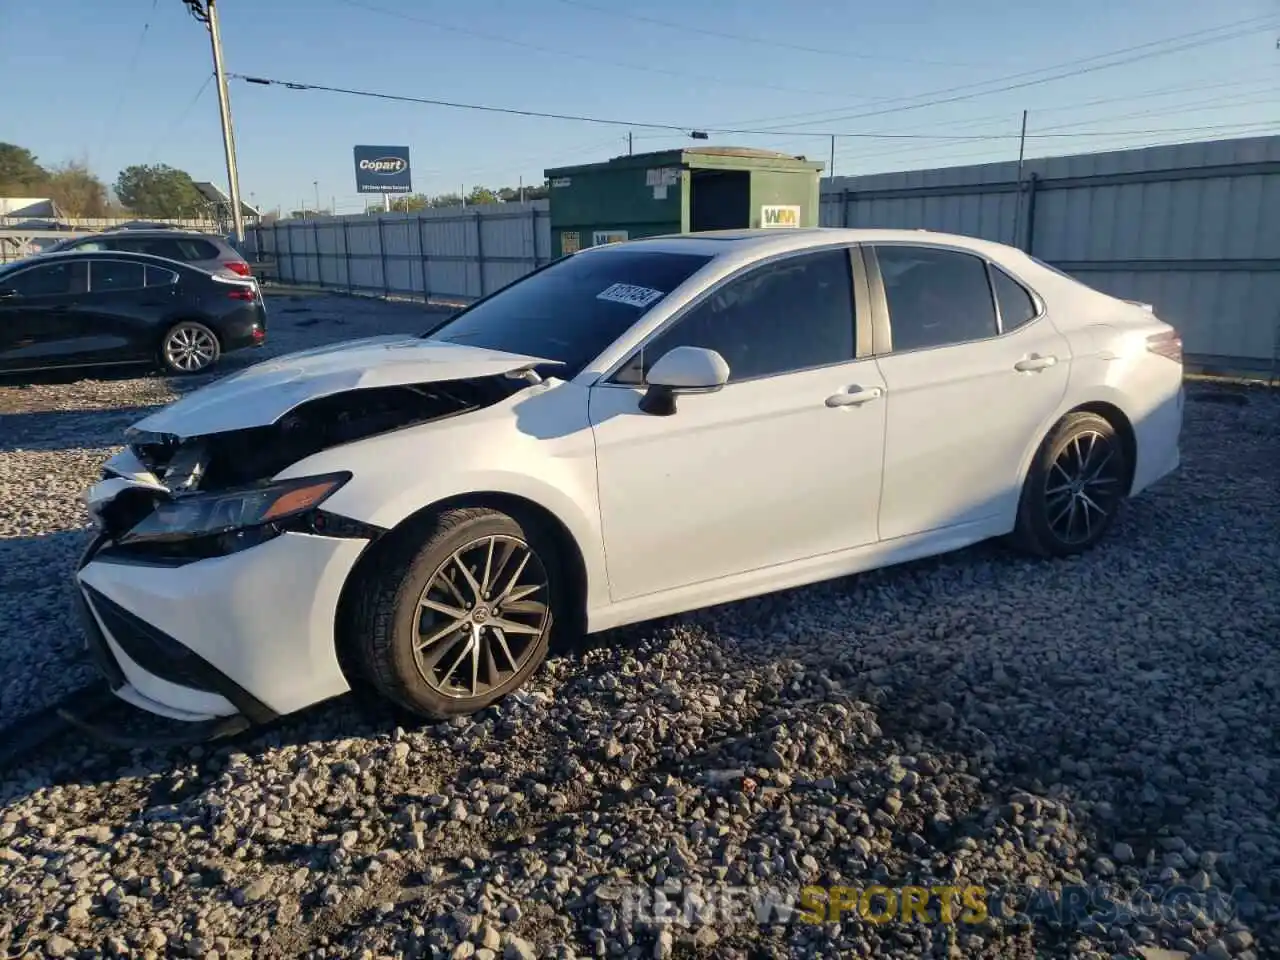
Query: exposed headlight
118,472,351,545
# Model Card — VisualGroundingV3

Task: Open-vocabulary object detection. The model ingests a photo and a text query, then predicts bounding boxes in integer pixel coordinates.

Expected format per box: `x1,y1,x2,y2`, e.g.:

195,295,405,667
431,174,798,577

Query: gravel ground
0,301,1277,959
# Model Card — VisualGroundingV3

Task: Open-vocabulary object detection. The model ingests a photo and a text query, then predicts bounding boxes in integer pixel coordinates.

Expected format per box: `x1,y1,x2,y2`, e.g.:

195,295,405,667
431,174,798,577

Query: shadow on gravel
0,404,165,452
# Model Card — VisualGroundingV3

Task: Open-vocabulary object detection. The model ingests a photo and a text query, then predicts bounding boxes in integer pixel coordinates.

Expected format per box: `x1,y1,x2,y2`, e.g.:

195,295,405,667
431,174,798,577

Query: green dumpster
544,146,825,258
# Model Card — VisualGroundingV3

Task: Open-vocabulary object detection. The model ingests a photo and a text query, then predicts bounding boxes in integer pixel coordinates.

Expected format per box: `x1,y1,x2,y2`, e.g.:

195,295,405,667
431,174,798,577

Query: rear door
0,260,89,371
867,243,1071,541
66,258,176,363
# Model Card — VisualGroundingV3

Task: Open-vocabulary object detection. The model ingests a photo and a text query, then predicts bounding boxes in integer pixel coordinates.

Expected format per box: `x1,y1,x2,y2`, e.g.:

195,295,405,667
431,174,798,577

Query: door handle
1014,353,1058,372
826,385,884,407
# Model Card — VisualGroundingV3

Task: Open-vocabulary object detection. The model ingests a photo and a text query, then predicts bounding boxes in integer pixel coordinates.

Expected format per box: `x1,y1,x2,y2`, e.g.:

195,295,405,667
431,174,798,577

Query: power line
711,14,1277,130
550,0,991,69
831,75,1276,152
97,0,161,161
230,72,1280,143
332,0,854,100
831,89,1280,166
146,72,215,162
744,19,1277,132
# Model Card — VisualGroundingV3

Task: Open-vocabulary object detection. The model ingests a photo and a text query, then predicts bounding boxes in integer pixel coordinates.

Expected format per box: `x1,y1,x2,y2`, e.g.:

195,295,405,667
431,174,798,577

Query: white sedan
73,227,1183,738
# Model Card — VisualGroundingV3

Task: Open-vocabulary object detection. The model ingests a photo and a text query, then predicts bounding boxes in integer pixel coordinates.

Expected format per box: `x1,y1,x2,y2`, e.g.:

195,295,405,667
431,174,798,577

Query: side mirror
638,346,730,416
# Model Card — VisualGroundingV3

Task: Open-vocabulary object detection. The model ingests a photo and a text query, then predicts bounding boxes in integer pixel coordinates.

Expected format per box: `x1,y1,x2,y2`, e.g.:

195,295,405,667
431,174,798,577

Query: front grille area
81,585,218,694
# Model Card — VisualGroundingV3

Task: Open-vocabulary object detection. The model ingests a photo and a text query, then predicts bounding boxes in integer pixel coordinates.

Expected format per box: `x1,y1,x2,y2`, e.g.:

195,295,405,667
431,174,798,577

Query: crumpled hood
130,335,558,439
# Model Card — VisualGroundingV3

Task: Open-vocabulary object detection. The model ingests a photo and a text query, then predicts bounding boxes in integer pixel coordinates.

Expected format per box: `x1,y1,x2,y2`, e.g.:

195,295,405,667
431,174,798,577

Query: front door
868,243,1071,541
0,260,89,372
589,245,887,602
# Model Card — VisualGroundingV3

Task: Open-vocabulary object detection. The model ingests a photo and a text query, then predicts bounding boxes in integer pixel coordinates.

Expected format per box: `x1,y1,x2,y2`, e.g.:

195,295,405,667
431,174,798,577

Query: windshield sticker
596,282,665,308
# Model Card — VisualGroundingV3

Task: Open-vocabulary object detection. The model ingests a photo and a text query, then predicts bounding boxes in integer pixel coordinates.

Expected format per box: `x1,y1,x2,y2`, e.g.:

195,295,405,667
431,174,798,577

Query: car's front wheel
1011,411,1130,557
160,320,221,374
352,507,560,719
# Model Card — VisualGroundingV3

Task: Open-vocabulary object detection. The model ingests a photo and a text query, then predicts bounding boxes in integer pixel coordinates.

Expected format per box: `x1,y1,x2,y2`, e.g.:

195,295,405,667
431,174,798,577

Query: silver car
40,229,253,280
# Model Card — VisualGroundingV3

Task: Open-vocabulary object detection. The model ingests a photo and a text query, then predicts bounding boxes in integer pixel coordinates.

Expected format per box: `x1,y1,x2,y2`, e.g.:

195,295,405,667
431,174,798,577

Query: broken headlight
117,472,351,546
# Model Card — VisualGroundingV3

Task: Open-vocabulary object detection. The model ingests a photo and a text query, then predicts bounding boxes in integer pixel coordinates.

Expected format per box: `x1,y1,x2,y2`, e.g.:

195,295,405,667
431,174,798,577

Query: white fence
246,136,1280,376
244,202,551,304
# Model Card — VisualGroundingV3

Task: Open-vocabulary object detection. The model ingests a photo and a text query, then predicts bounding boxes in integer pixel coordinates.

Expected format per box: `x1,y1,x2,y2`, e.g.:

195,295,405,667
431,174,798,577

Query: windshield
424,247,712,378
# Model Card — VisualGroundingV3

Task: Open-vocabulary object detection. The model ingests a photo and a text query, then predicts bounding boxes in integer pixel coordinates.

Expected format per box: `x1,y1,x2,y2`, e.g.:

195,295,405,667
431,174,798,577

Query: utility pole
314,180,320,214
1011,110,1029,249
828,135,836,182
182,0,245,243
628,131,633,156
519,175,524,203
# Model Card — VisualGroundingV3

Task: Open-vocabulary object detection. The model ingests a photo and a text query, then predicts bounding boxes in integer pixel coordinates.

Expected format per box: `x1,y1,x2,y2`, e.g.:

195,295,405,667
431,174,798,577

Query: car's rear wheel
352,507,559,719
1011,411,1130,557
160,320,221,374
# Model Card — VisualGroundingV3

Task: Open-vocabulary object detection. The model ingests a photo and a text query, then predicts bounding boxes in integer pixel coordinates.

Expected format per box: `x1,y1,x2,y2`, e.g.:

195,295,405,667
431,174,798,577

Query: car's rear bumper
73,529,368,728
217,303,268,352
1131,384,1183,496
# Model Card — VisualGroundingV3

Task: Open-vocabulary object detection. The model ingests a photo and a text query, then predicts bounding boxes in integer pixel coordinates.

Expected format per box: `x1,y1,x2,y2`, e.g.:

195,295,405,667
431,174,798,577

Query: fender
274,383,613,613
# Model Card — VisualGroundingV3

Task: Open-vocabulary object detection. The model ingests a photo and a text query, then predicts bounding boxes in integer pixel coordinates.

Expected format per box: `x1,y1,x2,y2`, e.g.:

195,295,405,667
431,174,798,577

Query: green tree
429,192,462,208
389,193,429,212
466,186,499,206
45,162,109,217
114,163,206,218
0,143,47,195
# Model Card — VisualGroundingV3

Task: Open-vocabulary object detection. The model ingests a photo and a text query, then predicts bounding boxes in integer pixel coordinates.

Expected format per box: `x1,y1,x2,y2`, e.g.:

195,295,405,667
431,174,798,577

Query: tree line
3,141,553,222
1,142,217,220
286,183,553,220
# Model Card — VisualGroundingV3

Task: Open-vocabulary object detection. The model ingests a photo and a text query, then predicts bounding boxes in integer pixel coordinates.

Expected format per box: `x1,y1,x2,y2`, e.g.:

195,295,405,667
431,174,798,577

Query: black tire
1010,411,1130,558
350,507,561,719
159,320,221,375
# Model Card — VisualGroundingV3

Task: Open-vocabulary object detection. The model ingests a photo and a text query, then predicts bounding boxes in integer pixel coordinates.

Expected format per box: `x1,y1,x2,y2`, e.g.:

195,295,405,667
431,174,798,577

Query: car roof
4,249,203,271
74,229,225,241
604,226,1023,261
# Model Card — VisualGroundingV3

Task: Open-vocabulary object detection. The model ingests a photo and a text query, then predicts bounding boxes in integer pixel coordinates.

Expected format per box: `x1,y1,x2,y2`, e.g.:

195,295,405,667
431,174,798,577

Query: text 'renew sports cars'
73,228,1183,739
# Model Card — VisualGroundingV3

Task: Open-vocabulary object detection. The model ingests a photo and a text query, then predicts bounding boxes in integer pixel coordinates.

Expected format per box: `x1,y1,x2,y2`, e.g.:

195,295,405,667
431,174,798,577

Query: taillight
227,286,256,301
1146,329,1182,364
222,260,252,277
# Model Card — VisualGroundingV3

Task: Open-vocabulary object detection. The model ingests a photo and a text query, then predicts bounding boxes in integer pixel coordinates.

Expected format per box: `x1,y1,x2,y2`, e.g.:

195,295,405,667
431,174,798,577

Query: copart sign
353,145,412,194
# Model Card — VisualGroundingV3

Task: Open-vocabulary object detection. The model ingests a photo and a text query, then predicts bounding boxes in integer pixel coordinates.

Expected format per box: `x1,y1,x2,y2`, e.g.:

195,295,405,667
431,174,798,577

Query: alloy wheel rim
1044,430,1123,545
165,327,216,371
413,534,550,700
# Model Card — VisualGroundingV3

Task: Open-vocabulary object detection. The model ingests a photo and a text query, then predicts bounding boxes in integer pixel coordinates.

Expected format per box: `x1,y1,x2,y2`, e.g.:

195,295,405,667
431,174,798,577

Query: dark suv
41,229,253,280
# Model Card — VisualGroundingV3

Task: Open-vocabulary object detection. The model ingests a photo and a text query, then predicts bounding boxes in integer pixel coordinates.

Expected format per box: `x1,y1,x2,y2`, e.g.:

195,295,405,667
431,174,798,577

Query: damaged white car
73,228,1184,741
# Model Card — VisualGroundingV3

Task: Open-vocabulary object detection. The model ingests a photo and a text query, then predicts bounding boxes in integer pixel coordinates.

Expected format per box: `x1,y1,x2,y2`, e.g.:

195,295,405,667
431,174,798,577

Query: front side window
613,247,856,385
2,261,88,297
425,248,712,378
876,246,997,352
91,259,146,292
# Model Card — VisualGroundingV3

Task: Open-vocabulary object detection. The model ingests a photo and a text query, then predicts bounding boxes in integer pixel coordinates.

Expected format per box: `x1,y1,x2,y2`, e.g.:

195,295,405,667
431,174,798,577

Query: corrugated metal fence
246,202,550,303
249,135,1280,375
821,135,1280,375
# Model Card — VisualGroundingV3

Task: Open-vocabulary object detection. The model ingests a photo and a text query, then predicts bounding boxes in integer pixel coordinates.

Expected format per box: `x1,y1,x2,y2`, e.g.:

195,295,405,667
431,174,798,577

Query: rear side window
989,265,1038,332
145,265,179,287
107,237,219,261
91,259,146,292
876,246,998,351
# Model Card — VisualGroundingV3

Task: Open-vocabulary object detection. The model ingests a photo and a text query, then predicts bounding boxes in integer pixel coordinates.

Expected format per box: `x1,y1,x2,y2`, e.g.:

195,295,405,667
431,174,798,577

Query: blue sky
2,0,1276,214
